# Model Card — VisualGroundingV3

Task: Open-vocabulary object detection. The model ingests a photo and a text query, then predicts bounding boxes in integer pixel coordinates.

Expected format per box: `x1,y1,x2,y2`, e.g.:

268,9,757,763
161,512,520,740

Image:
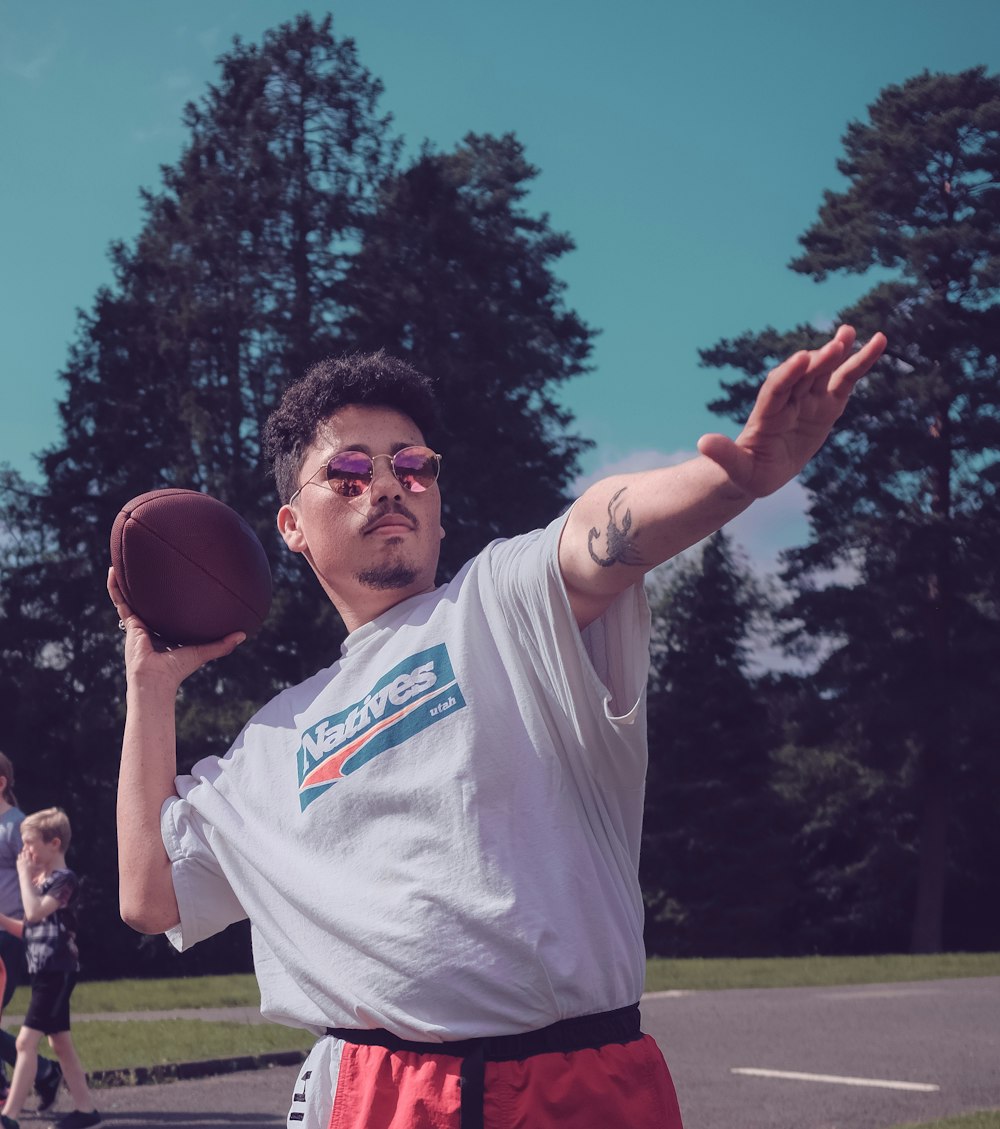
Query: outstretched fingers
826,331,887,397
754,349,812,417
759,328,851,407
762,327,884,417
698,326,888,498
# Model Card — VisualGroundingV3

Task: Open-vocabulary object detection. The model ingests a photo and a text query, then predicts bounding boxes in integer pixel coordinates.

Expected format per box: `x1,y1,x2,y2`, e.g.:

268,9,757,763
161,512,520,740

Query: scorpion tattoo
587,487,644,568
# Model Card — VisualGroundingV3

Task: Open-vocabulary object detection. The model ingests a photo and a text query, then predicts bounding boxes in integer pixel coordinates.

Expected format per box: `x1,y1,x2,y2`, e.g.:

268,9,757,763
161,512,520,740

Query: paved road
646,977,1000,1129
26,978,999,1128
66,1065,298,1127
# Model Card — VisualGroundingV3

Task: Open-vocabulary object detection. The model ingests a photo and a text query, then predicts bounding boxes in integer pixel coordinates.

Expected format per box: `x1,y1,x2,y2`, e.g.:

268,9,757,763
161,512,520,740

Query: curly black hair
263,350,439,503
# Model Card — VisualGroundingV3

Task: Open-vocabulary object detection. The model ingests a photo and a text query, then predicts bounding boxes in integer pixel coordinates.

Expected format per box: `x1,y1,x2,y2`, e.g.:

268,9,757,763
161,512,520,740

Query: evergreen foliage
339,134,595,577
642,533,791,957
0,14,594,977
700,68,1000,953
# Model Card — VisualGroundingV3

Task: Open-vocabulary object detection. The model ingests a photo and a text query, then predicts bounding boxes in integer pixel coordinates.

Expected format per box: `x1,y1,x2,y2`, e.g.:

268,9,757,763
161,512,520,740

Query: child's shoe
0,1113,19,1129
55,1113,101,1128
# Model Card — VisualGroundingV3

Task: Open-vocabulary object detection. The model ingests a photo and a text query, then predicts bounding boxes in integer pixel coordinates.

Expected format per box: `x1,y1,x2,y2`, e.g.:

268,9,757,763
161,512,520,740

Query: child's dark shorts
24,971,77,1034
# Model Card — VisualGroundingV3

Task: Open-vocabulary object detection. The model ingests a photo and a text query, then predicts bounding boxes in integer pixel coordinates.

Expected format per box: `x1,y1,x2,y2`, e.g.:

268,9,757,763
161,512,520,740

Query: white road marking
731,1068,940,1092
642,990,693,999
819,987,941,1001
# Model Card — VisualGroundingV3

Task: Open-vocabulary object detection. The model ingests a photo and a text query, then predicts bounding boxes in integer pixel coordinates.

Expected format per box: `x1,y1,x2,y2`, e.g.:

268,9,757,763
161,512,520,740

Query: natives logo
296,643,466,810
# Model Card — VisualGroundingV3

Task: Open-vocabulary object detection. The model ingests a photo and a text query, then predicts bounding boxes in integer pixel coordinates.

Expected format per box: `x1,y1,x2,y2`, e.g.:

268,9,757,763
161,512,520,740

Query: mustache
363,501,419,532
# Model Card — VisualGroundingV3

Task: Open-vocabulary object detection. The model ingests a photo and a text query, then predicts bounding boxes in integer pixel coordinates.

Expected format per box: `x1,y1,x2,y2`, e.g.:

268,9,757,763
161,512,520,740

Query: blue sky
3,0,998,570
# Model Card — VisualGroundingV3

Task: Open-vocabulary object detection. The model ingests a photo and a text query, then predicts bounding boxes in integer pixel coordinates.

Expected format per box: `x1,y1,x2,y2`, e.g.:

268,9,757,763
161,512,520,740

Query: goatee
355,563,418,591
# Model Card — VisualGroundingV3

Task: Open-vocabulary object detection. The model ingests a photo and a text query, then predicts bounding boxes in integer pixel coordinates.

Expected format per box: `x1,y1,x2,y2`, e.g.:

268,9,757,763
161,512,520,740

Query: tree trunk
910,784,949,952
910,407,954,953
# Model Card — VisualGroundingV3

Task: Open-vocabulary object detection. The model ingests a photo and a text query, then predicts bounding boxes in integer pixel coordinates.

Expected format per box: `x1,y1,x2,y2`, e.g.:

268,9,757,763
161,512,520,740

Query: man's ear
277,505,307,554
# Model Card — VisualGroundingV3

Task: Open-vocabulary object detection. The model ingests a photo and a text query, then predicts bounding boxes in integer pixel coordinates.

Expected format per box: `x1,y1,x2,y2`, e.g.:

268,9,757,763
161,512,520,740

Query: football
110,488,272,645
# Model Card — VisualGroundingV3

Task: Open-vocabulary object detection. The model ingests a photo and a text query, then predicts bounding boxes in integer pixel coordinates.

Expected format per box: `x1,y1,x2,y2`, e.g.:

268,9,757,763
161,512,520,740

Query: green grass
5,943,993,1016
6,952,994,1017
9,1019,310,1075
6,972,261,1016
5,974,283,1074
644,951,1000,992
61,1019,312,1073
1,954,995,1077
889,1114,1000,1129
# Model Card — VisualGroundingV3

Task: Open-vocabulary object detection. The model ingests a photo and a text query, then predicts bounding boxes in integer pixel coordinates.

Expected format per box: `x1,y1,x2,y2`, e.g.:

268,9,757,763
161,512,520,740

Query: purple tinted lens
327,452,373,497
392,448,438,492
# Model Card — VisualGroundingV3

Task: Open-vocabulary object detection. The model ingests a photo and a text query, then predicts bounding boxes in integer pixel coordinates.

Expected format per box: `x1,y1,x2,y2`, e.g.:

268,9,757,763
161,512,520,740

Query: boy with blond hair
0,808,100,1129
0,755,63,1111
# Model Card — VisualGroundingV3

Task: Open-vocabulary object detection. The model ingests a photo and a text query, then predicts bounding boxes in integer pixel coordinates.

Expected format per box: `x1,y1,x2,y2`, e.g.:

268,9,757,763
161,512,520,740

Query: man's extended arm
560,325,887,628
108,569,244,935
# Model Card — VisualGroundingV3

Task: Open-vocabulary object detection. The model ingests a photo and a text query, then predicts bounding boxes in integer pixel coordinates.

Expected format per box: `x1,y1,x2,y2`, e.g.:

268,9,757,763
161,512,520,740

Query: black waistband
326,1002,641,1061
326,1004,642,1129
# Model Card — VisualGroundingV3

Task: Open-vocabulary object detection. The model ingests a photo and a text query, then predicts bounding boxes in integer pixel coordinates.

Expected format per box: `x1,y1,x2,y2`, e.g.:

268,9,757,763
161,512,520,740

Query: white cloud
724,479,810,572
572,448,694,495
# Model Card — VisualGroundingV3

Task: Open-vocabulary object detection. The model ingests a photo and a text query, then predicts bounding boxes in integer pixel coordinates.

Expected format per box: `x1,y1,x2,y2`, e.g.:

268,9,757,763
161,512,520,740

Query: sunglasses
289,445,442,503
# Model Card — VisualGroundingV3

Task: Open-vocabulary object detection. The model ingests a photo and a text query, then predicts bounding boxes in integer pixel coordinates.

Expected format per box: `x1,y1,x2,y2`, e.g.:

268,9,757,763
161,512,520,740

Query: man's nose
370,455,402,500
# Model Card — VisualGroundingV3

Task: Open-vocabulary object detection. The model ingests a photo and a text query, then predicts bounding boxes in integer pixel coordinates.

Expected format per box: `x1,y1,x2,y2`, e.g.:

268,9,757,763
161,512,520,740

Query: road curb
90,1049,307,1089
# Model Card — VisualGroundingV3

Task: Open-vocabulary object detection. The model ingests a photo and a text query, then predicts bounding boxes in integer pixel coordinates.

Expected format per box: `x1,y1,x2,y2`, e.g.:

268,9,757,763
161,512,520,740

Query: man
109,326,886,1129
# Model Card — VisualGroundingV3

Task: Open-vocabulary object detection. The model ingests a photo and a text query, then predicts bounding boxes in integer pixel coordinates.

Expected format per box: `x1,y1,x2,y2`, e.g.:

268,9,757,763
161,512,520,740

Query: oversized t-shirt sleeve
479,512,652,864
483,514,654,763
161,755,249,952
486,511,651,737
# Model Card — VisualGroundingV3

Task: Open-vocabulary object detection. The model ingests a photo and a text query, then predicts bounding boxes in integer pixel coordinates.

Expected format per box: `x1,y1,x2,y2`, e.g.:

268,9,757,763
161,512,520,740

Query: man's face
277,404,444,621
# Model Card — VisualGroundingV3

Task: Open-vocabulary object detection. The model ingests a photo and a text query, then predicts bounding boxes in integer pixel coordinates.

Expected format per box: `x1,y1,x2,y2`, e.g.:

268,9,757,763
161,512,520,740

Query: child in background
0,808,100,1129
0,754,62,1111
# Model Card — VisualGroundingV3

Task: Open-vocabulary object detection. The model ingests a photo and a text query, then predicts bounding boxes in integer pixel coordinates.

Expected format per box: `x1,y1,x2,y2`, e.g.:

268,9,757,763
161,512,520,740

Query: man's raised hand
696,325,887,499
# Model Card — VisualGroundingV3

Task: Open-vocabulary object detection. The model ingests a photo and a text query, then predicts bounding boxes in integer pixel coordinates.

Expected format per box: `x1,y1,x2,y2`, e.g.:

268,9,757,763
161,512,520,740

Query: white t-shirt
164,513,651,1042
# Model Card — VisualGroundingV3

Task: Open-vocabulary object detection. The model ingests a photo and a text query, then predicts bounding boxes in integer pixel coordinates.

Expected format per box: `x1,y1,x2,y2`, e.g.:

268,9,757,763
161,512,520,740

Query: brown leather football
110,488,272,645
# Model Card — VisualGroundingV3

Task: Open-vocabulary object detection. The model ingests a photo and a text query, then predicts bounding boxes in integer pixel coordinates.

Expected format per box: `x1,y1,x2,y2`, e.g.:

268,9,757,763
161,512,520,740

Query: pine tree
700,68,1000,952
340,133,595,576
0,17,597,977
0,13,400,977
641,533,790,957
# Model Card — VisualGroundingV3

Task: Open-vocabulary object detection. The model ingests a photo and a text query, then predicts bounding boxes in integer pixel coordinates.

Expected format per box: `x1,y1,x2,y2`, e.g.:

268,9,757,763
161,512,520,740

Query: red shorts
325,1020,683,1129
